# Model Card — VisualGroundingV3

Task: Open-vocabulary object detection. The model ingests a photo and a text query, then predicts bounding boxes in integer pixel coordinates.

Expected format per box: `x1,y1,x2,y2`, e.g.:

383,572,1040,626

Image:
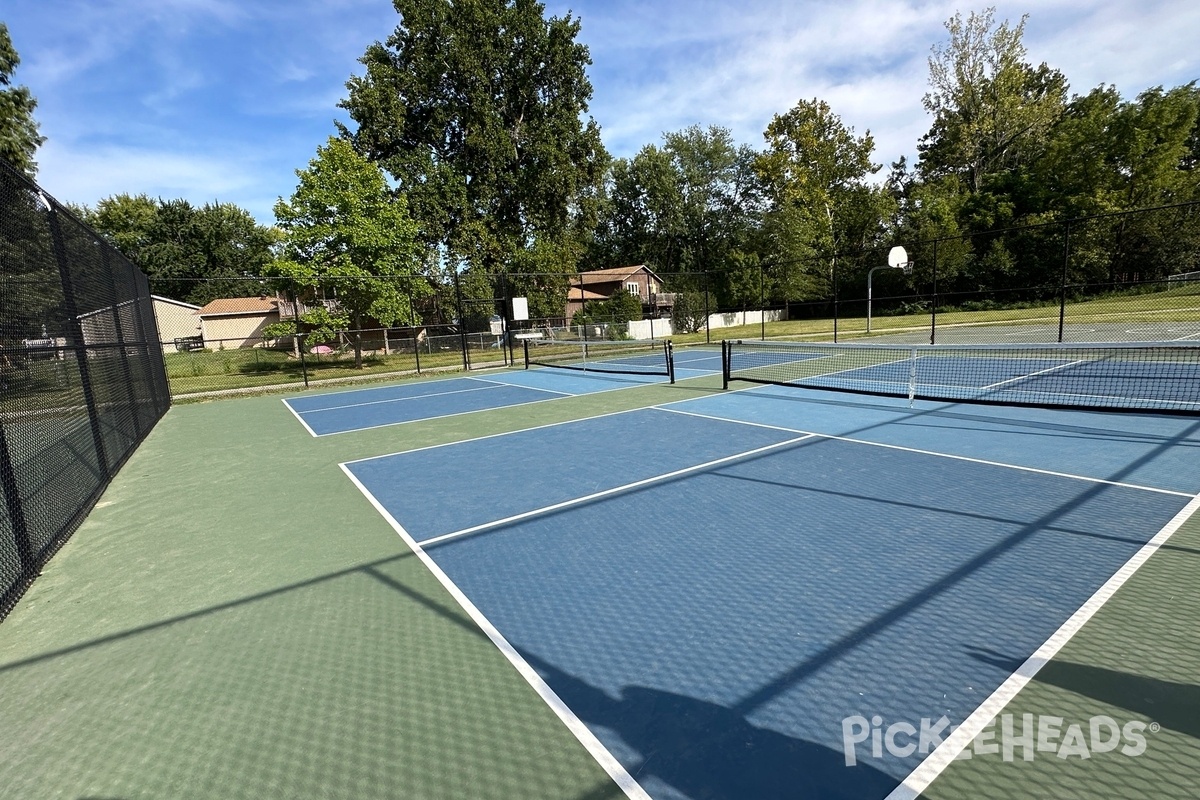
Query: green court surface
0,362,1198,799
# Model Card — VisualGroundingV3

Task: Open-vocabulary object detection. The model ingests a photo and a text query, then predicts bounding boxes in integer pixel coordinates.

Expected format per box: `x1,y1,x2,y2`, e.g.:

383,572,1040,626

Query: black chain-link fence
142,201,1200,396
0,160,170,621
774,201,1200,345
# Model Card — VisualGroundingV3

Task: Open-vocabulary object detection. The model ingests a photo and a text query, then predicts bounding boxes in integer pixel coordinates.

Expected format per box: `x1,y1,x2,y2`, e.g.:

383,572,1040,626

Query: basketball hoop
869,246,915,333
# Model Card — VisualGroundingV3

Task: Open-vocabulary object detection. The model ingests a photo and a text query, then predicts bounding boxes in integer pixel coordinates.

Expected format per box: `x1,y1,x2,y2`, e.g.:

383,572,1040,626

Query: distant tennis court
285,340,680,436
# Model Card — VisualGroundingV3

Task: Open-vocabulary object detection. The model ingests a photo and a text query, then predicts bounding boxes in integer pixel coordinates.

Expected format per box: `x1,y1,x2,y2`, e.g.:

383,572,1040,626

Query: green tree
757,98,880,299
669,290,706,334
0,22,44,177
919,8,1067,193
591,126,762,291
271,136,426,369
81,196,279,304
338,0,608,291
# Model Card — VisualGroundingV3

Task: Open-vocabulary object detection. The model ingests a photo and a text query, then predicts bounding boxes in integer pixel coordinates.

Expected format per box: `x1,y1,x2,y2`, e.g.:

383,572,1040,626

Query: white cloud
570,0,1199,169
10,0,1199,221
34,139,283,219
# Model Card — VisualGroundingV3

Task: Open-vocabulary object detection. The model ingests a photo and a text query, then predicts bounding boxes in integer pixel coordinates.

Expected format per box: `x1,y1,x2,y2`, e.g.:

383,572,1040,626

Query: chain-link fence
0,161,170,621
140,201,1200,396
794,202,1200,345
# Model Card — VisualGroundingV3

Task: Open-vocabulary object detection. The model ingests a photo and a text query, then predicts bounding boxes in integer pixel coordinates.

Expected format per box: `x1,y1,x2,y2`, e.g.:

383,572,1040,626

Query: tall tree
80,196,279,305
757,98,880,299
590,125,762,307
338,0,608,289
919,8,1067,193
271,136,426,369
0,22,44,177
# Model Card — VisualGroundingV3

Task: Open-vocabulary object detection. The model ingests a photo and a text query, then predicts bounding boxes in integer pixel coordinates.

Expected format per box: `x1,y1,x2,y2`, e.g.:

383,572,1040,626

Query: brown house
566,265,674,319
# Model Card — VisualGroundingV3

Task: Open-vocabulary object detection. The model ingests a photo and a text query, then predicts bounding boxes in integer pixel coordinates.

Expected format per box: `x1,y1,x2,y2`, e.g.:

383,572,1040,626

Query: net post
721,340,730,390
666,341,675,384
523,338,530,370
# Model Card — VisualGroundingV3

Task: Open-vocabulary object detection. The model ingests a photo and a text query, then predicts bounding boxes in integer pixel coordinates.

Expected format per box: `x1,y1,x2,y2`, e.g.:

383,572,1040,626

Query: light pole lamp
867,246,914,334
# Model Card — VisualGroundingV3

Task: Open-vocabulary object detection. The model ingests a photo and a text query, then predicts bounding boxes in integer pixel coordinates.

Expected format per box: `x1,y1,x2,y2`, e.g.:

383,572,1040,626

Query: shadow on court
968,646,1200,740
521,650,895,800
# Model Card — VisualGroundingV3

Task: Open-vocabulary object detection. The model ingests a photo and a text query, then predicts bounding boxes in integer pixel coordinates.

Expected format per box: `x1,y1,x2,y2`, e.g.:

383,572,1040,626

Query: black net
0,161,170,621
722,339,1200,414
524,338,675,382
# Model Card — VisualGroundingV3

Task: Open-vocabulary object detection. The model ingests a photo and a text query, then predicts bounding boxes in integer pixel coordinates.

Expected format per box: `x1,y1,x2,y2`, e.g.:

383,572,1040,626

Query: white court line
886,491,1200,800
656,406,1193,497
979,358,1086,391
417,433,817,548
303,382,554,414
280,398,320,438
466,375,575,395
333,393,676,453
308,391,573,437
339,464,653,800
305,369,675,437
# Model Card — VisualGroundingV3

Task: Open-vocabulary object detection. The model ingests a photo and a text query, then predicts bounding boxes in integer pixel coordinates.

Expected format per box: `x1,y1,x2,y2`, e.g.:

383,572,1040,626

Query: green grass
165,346,506,396
669,283,1200,345
156,283,1200,397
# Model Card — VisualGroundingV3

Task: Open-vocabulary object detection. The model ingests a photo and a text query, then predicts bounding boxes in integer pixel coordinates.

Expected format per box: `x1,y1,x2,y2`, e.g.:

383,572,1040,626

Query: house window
626,282,641,298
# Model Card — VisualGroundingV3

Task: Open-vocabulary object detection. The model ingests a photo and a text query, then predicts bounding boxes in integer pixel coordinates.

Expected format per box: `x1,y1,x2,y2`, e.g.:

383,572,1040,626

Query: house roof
152,295,201,310
76,294,202,318
576,264,662,284
196,296,281,317
567,287,608,302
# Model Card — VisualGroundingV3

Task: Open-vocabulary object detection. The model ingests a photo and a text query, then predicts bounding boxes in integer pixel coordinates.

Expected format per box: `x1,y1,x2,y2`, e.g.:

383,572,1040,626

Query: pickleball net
721,339,1200,414
524,338,675,383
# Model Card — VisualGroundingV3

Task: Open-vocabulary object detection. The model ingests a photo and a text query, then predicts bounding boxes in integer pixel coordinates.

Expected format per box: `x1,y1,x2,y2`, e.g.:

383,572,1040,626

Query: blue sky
4,0,1198,223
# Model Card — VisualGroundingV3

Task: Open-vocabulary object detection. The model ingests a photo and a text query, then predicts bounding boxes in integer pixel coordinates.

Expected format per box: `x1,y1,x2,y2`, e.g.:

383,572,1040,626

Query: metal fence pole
1058,221,1071,343
832,258,839,343
290,282,309,387
131,269,168,413
99,245,141,433
930,239,939,345
0,422,32,574
760,260,766,340
42,195,109,476
704,270,712,344
453,269,469,370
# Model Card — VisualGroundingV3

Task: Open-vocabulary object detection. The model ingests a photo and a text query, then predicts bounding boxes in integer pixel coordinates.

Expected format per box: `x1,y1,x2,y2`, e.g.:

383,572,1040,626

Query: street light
867,246,914,334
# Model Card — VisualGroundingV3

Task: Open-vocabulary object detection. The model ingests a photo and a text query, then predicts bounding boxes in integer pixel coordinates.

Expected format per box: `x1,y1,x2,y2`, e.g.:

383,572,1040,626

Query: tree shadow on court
521,650,896,800
967,646,1200,740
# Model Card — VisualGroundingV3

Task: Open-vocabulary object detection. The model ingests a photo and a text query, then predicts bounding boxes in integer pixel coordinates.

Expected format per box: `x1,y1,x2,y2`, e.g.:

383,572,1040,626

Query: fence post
0,422,32,574
832,258,839,343
703,270,712,344
99,246,141,434
42,195,109,476
131,269,168,412
760,260,766,341
453,269,469,371
1058,221,1071,343
289,282,309,388
930,239,938,345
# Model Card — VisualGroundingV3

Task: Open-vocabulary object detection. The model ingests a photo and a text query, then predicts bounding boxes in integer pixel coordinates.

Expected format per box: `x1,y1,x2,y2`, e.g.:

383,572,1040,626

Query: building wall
154,300,203,353
200,312,281,348
568,268,663,319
